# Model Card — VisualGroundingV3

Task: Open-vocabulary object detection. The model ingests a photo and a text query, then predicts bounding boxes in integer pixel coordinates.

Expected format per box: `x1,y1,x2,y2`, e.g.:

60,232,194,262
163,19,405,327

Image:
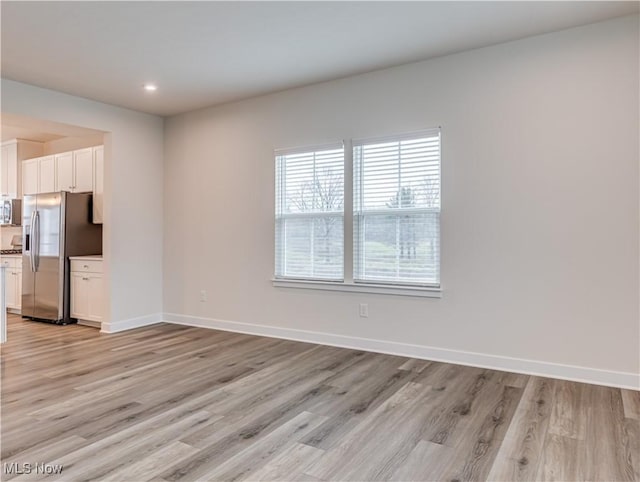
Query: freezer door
33,192,64,321
21,195,37,318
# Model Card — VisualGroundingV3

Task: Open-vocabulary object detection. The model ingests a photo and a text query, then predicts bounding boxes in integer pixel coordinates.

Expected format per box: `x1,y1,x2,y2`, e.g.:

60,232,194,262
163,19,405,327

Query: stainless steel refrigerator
22,192,102,324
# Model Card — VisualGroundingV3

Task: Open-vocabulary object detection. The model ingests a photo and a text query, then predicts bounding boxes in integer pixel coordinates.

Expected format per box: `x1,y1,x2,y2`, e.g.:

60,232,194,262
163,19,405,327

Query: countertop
69,255,103,261
0,254,22,258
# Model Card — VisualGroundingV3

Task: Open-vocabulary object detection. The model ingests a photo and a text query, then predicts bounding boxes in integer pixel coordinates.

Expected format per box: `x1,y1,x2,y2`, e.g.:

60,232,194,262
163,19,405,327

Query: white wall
42,134,104,155
164,15,639,385
2,80,164,328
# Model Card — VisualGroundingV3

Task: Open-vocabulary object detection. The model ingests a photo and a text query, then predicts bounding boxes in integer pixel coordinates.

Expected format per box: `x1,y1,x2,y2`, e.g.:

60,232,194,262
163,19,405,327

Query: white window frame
273,129,442,298
274,143,345,282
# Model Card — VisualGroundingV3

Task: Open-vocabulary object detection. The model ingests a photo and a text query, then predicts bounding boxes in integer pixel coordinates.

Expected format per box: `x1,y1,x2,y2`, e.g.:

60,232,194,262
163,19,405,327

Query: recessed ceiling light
143,84,157,92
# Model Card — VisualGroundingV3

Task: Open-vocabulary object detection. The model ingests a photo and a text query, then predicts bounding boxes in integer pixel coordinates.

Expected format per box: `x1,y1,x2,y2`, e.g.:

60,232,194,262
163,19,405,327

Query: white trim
274,141,344,157
77,319,101,329
100,312,162,333
355,207,439,216
162,312,639,390
277,211,343,219
352,128,440,146
272,278,442,297
343,138,354,284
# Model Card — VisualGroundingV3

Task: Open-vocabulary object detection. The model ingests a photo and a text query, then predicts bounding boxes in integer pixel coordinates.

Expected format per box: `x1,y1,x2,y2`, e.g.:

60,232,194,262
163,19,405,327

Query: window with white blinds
354,130,440,286
275,144,344,281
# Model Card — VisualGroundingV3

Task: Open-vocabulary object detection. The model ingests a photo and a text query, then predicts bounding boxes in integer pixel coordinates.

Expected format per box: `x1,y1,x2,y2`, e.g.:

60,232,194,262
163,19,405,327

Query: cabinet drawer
70,259,103,273
1,258,17,269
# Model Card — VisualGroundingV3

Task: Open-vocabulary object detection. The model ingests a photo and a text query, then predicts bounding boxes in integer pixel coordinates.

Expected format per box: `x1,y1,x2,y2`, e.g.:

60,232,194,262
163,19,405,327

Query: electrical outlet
359,303,369,318
200,290,207,302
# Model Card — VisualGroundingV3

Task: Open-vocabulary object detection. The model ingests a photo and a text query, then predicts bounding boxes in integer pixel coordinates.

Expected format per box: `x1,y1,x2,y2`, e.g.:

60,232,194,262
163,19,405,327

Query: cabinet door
71,273,89,320
0,144,10,196
6,144,18,198
1,143,18,197
39,156,56,193
5,271,17,309
15,269,22,309
22,158,39,196
93,146,104,224
74,148,94,193
87,274,103,322
55,152,74,192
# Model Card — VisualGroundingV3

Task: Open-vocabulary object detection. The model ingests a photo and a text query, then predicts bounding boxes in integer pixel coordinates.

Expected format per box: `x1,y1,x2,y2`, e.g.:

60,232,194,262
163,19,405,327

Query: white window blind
275,144,344,281
354,130,440,286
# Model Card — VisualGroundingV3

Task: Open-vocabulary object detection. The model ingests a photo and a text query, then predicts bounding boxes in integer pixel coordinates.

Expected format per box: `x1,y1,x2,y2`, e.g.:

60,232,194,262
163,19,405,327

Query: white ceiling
2,2,637,117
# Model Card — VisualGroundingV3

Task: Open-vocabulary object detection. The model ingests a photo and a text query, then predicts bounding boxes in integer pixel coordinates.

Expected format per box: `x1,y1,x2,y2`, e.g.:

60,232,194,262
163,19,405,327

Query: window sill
272,279,442,298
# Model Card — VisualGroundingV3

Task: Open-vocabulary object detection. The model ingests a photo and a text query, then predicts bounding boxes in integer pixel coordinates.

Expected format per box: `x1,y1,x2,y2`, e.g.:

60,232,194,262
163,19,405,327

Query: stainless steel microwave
1,198,21,225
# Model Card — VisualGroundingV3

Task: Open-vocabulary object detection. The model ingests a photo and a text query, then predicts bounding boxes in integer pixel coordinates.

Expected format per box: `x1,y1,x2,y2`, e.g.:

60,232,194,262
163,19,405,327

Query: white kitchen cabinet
74,148,94,192
10,269,22,311
93,146,104,224
22,155,56,195
55,148,94,193
55,151,74,192
2,140,44,198
39,156,56,193
70,257,103,326
71,274,103,323
5,269,17,310
8,273,18,311
23,145,102,199
0,143,16,197
1,257,22,312
22,158,39,196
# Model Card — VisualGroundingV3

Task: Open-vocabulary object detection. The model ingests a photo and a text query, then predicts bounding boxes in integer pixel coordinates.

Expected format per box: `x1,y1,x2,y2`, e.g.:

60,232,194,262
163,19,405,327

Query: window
275,144,345,281
354,130,440,287
274,129,440,295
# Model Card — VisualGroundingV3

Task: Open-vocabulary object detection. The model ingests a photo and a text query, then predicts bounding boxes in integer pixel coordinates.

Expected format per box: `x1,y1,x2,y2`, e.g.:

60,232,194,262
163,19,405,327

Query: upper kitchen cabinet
74,148,94,192
39,156,56,193
22,156,56,195
55,151,74,191
22,145,104,223
22,158,39,196
0,142,16,197
55,148,93,193
1,139,44,198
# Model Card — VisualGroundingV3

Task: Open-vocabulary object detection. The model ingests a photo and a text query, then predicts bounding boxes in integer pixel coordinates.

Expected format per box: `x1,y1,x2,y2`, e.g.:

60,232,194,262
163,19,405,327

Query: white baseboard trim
163,312,639,390
77,319,101,329
101,313,163,334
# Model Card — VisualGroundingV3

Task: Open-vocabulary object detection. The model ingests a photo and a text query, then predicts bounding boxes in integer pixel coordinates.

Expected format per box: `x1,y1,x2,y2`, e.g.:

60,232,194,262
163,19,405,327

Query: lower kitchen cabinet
1,257,22,312
9,270,22,311
70,258,103,326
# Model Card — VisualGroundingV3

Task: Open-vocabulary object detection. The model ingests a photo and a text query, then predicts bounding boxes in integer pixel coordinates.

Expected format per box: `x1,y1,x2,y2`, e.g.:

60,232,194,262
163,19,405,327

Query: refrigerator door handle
29,211,36,272
33,210,40,272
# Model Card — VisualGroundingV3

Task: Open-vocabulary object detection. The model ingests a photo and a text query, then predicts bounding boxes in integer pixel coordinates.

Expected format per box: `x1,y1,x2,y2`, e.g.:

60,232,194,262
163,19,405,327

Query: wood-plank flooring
1,314,638,481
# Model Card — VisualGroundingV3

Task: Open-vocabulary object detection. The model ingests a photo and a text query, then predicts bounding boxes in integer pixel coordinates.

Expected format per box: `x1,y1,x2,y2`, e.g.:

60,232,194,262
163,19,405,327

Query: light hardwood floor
1,314,638,481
